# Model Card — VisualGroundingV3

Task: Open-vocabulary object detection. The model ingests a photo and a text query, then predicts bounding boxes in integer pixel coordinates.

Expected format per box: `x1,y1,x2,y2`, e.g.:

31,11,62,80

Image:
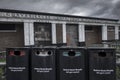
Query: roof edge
0,8,119,21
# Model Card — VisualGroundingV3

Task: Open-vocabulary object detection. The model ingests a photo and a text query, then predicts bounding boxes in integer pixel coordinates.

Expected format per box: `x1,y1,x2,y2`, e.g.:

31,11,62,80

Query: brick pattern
0,23,116,50
66,24,78,46
0,23,24,51
85,26,102,46
56,24,63,43
108,30,115,41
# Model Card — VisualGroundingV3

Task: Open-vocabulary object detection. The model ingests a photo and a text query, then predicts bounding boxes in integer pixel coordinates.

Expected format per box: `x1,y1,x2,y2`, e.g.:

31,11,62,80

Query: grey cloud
111,0,120,18
0,0,119,19
0,0,93,13
89,0,120,19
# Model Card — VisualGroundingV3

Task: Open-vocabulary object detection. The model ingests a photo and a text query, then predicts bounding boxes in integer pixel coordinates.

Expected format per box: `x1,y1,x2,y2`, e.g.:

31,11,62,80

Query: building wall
108,31,115,41
56,24,63,44
85,26,102,46
0,22,117,51
0,9,118,48
0,23,24,51
66,24,78,46
107,26,115,41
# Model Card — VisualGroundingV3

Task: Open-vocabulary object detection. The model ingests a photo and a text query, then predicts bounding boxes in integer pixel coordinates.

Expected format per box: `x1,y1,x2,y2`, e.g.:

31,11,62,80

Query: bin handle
98,52,106,57
35,51,53,56
63,51,81,57
9,51,25,56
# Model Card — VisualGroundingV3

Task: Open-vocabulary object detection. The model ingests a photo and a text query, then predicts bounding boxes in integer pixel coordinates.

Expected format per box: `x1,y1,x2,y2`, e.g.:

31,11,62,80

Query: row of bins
6,47,116,80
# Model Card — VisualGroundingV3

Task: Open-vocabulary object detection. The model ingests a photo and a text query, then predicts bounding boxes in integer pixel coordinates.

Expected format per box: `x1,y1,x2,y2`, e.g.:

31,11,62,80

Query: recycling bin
87,48,116,80
56,47,86,80
6,47,30,80
31,47,56,80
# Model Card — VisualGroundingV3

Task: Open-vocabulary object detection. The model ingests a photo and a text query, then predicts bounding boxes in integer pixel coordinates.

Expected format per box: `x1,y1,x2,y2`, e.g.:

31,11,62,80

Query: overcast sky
0,0,120,19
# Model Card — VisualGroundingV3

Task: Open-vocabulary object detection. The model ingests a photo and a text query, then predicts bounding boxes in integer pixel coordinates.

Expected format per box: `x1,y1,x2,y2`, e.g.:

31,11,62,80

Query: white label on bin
93,69,114,75
63,68,83,74
34,68,52,73
8,67,26,72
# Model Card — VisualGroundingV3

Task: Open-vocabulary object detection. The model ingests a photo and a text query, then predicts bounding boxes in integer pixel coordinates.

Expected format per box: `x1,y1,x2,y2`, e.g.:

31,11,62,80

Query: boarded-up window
34,23,52,46
66,24,78,46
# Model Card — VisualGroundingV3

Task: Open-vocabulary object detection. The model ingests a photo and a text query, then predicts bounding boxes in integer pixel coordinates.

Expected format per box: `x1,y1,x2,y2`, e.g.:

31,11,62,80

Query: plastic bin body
31,47,56,80
6,48,30,80
87,48,116,80
57,47,86,80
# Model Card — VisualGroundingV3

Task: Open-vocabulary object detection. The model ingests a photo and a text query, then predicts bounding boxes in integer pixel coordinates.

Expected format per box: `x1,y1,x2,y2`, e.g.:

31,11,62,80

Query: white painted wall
102,25,108,41
115,25,119,40
78,24,85,42
29,22,34,45
24,22,34,46
51,23,57,44
62,23,67,43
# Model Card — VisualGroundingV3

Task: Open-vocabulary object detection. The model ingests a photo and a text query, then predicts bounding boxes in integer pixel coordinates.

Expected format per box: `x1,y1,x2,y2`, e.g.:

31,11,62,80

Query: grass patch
116,65,120,80
0,66,6,80
0,52,6,63
0,58,6,63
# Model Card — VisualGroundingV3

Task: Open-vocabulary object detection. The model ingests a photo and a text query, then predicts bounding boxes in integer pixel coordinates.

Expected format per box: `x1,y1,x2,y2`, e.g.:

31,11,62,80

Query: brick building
0,9,119,51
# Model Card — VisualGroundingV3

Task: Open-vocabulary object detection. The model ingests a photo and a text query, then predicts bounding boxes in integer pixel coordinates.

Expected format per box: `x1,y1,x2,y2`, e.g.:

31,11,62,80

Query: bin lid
87,47,115,50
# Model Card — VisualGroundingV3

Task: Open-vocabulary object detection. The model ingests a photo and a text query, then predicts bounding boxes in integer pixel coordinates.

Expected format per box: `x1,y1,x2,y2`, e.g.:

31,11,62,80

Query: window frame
107,26,115,31
85,26,94,32
0,23,16,32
